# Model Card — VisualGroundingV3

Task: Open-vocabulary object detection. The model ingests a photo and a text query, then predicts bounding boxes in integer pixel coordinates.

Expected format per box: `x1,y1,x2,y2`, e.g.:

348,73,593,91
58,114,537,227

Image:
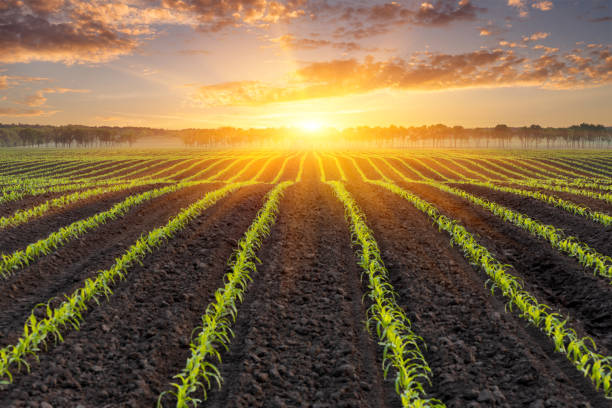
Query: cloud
0,107,58,117
499,40,527,48
589,16,612,23
480,28,491,36
508,0,553,17
507,0,529,17
161,0,307,31
522,32,549,42
269,34,368,52
0,9,137,64
0,76,7,90
18,87,90,107
178,49,210,56
332,0,485,40
411,0,484,26
0,0,308,65
531,1,553,11
190,46,612,106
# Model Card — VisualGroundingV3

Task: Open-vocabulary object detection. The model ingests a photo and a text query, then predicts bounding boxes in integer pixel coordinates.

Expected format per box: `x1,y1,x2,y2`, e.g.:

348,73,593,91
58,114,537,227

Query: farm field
0,149,611,408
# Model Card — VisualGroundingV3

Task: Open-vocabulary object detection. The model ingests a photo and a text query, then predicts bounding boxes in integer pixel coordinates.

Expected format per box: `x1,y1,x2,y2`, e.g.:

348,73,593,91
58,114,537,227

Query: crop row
371,180,612,398
0,182,247,384
456,180,612,226
426,181,612,282
328,181,444,407
159,181,292,407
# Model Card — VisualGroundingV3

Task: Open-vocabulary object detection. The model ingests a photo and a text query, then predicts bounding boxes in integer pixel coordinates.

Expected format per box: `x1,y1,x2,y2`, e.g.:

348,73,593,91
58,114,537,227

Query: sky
0,0,610,129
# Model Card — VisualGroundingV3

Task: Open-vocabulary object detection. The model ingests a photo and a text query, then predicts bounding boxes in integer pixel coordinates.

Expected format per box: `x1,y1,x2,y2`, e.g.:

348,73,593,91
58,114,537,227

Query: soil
0,184,271,407
202,162,398,408
0,153,610,407
346,180,609,408
0,184,168,254
455,183,612,256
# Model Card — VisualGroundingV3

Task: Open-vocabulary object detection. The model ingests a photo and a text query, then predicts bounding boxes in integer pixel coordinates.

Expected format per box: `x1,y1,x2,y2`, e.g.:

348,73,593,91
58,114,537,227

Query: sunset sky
0,0,610,129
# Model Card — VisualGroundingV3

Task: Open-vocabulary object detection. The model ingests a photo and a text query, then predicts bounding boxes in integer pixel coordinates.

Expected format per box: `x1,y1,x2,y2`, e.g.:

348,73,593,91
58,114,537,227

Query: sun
297,120,324,132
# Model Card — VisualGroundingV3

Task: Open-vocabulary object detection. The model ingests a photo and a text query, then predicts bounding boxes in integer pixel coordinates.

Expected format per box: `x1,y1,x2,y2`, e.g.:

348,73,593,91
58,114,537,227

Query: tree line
0,123,610,149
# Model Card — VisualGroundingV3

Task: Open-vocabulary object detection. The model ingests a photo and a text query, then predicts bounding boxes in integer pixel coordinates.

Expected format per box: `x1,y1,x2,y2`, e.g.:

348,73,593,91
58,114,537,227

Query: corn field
0,148,610,407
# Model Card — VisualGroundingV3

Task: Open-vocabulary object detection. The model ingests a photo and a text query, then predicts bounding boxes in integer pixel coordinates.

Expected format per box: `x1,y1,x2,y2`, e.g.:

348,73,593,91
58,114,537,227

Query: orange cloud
532,1,553,11
270,34,368,52
0,107,58,117
191,47,612,106
522,32,550,42
0,11,137,64
0,0,307,64
18,87,90,107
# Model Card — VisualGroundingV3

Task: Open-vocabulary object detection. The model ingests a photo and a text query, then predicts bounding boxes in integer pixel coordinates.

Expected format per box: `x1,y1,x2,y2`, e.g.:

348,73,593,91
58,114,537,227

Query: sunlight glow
297,120,324,132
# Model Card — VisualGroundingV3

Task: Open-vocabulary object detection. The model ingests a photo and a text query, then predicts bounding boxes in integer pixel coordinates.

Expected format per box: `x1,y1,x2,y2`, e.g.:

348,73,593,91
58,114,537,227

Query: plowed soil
0,152,610,408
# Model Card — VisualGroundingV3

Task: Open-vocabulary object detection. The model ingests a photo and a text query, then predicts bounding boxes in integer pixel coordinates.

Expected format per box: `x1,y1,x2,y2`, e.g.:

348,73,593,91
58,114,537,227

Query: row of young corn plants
327,181,444,408
363,156,393,181
16,161,86,179
342,154,370,181
314,152,326,182
501,159,553,179
61,160,138,180
141,159,194,180
456,181,612,226
0,161,47,176
295,153,307,182
84,159,159,181
426,182,612,282
0,161,64,177
478,158,532,180
0,182,189,279
437,157,487,180
371,180,612,398
347,155,382,181
168,158,222,181
410,158,451,181
590,158,612,173
225,157,260,182
0,183,246,384
453,156,515,181
503,179,612,205
427,158,474,181
549,158,608,179
557,157,612,176
519,177,612,192
0,183,151,230
270,154,297,184
157,181,291,407
100,159,171,180
0,177,171,205
379,157,425,182
522,158,591,180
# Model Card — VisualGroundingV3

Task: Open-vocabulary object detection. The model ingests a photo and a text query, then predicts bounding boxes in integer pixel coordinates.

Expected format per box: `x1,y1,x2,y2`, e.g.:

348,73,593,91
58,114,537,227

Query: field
0,149,611,408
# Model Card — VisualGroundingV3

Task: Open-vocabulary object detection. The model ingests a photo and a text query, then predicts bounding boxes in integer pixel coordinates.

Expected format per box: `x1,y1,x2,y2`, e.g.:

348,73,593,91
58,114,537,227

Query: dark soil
69,160,136,179
145,158,196,179
203,163,398,408
320,153,342,180
0,184,168,254
0,183,228,345
538,159,594,178
349,180,609,408
0,152,610,407
501,182,612,214
0,184,271,407
455,183,612,256
404,182,612,355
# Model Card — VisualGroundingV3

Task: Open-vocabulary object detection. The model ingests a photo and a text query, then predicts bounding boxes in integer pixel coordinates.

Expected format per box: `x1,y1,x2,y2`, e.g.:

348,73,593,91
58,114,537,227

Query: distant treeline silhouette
0,123,610,149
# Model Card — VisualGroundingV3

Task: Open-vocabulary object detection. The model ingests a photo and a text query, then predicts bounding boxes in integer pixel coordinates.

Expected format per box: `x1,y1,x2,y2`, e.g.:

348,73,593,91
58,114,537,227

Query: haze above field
0,0,611,129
